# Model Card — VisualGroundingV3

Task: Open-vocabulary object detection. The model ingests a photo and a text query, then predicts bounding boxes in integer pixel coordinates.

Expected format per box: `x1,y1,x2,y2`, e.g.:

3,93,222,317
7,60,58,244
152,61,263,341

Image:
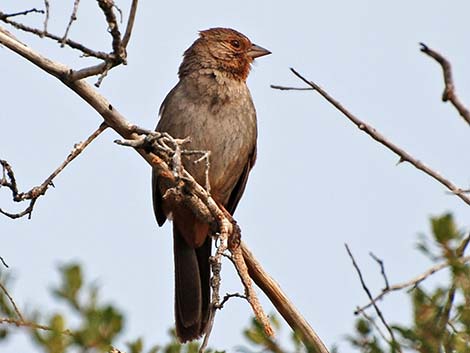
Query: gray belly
157,78,257,204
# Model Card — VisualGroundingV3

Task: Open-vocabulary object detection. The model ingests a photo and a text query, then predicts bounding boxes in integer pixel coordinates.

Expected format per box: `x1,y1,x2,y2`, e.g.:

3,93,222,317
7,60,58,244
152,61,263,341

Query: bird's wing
225,145,257,215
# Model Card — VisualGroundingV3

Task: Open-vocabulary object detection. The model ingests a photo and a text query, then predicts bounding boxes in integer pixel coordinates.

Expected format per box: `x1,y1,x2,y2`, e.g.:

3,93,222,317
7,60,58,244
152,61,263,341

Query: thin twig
217,292,247,309
0,317,72,335
0,123,107,219
369,252,390,290
275,68,470,207
0,13,109,60
122,0,138,48
61,0,81,47
355,254,470,314
437,285,456,333
420,43,470,126
68,62,109,81
345,244,401,351
43,0,49,33
0,257,8,268
231,235,273,338
242,243,330,353
360,311,389,343
270,85,313,91
97,0,125,63
3,8,44,18
456,232,470,257
0,282,24,321
94,61,113,87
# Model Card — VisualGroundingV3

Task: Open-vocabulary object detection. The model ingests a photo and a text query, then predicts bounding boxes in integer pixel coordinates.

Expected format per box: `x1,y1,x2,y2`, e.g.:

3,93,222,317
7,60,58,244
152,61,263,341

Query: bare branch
2,8,44,18
345,244,400,350
230,225,274,337
0,317,72,335
116,131,274,340
122,0,138,48
270,85,313,91
217,292,247,309
97,0,126,63
0,257,8,268
242,243,330,353
42,0,49,33
0,29,327,352
276,68,470,207
359,311,390,344
355,254,470,314
1,123,107,219
61,0,81,47
0,281,24,321
420,43,470,126
0,13,109,60
369,252,390,290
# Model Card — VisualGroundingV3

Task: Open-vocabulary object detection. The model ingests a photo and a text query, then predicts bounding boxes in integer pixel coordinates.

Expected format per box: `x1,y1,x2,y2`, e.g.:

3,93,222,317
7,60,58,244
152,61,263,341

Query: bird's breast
157,74,257,204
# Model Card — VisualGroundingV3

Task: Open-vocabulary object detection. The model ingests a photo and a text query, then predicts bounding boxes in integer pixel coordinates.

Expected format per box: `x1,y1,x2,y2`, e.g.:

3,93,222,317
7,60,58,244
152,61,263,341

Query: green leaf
431,213,459,244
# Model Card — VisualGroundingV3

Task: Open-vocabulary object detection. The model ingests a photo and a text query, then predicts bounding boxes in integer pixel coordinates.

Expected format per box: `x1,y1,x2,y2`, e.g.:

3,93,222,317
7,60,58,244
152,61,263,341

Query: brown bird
152,28,270,342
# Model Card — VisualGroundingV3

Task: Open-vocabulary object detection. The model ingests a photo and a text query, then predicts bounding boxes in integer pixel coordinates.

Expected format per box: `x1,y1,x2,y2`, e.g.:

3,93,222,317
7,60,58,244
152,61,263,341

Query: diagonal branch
0,12,109,60
272,68,470,207
122,0,138,48
61,0,81,46
0,27,329,353
1,123,108,219
345,244,401,351
97,0,126,63
2,8,44,18
420,43,470,126
355,254,470,314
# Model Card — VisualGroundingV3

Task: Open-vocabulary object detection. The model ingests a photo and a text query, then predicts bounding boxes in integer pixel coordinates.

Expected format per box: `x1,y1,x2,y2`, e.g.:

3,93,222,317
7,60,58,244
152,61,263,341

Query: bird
152,27,270,342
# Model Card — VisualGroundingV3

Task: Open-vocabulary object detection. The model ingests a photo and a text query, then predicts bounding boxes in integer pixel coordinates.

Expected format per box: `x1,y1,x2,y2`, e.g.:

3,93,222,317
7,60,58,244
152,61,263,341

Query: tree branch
420,43,470,126
0,19,328,352
355,254,470,314
271,68,470,207
242,243,329,353
122,0,138,48
345,244,401,351
1,123,108,219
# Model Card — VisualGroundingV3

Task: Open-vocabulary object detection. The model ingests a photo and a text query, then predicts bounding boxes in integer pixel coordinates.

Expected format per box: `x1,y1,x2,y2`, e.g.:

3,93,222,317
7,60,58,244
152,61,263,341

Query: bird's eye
230,40,241,48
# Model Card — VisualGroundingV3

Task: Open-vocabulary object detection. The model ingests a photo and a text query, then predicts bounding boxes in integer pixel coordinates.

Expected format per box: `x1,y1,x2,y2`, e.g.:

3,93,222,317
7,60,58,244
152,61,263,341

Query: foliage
348,213,470,353
0,264,220,353
0,213,468,353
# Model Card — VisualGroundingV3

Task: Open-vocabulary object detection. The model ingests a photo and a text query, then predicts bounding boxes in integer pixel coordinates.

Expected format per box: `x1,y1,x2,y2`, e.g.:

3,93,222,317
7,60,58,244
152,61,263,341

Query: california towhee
152,28,270,342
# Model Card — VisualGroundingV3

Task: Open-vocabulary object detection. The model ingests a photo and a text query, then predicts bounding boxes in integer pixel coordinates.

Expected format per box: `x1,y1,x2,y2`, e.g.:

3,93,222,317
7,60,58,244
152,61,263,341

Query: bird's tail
173,224,211,342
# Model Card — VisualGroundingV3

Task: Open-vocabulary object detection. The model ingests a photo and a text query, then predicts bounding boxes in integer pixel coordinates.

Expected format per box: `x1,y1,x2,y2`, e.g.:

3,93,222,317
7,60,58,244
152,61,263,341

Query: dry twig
0,281,24,321
61,0,81,46
345,244,401,351
0,26,327,353
2,8,44,18
42,0,49,33
272,68,470,206
0,11,110,60
122,0,138,48
97,0,125,63
369,252,390,290
355,254,470,314
116,131,274,344
0,0,140,85
0,123,107,219
420,43,470,126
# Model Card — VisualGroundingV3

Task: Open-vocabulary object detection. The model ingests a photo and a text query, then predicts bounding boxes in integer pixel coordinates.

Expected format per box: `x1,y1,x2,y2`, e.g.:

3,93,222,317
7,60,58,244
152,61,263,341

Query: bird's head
179,27,271,81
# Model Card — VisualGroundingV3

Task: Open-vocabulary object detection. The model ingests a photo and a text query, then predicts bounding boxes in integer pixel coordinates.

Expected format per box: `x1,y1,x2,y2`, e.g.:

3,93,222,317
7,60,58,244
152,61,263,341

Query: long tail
173,225,211,342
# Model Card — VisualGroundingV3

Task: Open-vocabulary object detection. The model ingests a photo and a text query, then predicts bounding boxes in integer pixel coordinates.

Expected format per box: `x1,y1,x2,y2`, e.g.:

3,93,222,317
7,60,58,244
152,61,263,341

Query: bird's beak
248,43,271,59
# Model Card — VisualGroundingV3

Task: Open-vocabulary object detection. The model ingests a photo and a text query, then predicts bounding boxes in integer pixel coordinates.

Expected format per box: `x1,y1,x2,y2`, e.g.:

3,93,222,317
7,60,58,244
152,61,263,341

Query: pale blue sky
2,0,470,352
